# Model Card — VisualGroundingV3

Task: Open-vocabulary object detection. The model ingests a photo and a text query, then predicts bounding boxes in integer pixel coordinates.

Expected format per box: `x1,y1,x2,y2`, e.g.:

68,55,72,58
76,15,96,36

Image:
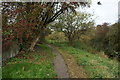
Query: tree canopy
51,12,94,45
2,2,90,51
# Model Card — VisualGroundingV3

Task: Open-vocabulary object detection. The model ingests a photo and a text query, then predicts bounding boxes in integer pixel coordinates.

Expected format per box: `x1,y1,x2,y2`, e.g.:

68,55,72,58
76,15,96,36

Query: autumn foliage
2,2,90,51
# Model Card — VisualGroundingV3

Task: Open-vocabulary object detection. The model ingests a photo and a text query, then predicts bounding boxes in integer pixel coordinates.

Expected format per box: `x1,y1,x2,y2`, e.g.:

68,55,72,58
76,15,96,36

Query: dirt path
47,44,69,78
52,45,88,78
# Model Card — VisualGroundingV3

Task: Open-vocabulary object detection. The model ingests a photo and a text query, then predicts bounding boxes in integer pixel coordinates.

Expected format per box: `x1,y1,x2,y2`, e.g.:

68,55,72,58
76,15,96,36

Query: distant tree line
92,22,120,61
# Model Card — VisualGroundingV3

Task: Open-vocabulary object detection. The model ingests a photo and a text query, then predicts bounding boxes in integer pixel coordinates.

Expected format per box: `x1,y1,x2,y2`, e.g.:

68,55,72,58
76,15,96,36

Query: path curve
47,44,69,78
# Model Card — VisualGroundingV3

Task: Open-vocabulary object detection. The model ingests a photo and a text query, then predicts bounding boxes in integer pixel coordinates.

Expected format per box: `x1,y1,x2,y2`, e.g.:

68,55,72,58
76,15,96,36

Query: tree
92,22,120,61
2,3,33,51
27,2,90,51
52,12,94,45
2,2,90,51
92,23,110,50
106,22,119,60
46,32,66,42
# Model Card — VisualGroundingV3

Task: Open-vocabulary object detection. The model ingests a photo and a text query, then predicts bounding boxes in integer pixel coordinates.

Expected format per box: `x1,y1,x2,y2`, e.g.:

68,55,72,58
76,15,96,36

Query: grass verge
51,42,119,78
2,44,57,78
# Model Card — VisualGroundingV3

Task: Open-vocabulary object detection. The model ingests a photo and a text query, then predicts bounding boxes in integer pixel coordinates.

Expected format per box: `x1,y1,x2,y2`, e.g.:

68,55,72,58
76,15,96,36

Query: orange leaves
41,4,47,8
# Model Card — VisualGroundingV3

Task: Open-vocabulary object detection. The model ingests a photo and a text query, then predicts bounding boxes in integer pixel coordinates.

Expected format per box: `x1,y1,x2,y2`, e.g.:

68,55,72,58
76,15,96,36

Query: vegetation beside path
2,44,57,78
2,41,119,78
50,45,88,78
49,41,119,78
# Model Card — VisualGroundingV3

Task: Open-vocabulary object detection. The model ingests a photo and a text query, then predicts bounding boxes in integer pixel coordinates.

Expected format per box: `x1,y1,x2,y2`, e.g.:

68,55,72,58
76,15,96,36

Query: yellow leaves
80,35,92,43
46,74,50,76
22,66,25,71
46,32,66,42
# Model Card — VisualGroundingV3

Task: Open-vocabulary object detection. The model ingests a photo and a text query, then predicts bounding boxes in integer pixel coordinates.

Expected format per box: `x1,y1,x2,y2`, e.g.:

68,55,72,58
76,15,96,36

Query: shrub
46,32,66,42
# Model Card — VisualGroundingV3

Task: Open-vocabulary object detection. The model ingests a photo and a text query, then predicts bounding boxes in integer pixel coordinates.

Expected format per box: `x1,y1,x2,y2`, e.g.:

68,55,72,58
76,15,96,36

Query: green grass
2,44,57,78
51,41,119,78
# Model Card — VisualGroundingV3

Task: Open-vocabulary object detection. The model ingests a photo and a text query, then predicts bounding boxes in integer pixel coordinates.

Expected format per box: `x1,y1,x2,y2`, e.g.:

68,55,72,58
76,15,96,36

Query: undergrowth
2,44,57,78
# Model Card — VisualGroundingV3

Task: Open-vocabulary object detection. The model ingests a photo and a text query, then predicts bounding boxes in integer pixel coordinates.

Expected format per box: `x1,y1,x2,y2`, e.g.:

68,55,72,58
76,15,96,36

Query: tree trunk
28,25,47,51
69,40,73,46
68,37,73,46
28,35,40,51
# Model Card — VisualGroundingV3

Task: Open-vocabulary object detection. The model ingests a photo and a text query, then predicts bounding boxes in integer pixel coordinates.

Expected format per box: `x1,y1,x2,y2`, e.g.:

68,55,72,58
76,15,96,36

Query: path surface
47,44,69,78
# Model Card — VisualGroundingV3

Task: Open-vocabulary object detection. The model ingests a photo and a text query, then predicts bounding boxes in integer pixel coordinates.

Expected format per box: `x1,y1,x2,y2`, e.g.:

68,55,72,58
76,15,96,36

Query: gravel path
48,44,69,78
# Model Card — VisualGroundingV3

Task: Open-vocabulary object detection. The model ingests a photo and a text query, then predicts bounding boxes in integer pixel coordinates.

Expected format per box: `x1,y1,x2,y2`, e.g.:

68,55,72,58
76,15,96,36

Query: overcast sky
77,0,120,25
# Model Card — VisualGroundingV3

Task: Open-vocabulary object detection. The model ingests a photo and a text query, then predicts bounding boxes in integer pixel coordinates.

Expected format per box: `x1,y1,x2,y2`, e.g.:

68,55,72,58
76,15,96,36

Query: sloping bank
52,42,119,78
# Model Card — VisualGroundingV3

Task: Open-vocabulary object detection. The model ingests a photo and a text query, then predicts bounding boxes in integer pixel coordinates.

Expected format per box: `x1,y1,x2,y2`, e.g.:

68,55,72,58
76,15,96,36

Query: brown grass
97,51,108,58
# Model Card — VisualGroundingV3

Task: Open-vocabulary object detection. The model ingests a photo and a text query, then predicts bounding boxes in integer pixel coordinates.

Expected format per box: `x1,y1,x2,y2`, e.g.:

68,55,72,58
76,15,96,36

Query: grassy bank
50,41,119,78
2,44,57,78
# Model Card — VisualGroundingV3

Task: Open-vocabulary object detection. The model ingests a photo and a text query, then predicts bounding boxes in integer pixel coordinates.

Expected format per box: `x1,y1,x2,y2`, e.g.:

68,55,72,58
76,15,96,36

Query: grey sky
78,0,119,25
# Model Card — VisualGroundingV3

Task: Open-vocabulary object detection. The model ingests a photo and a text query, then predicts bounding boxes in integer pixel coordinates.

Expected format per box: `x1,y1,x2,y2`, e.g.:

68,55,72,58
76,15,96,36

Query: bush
46,32,66,42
